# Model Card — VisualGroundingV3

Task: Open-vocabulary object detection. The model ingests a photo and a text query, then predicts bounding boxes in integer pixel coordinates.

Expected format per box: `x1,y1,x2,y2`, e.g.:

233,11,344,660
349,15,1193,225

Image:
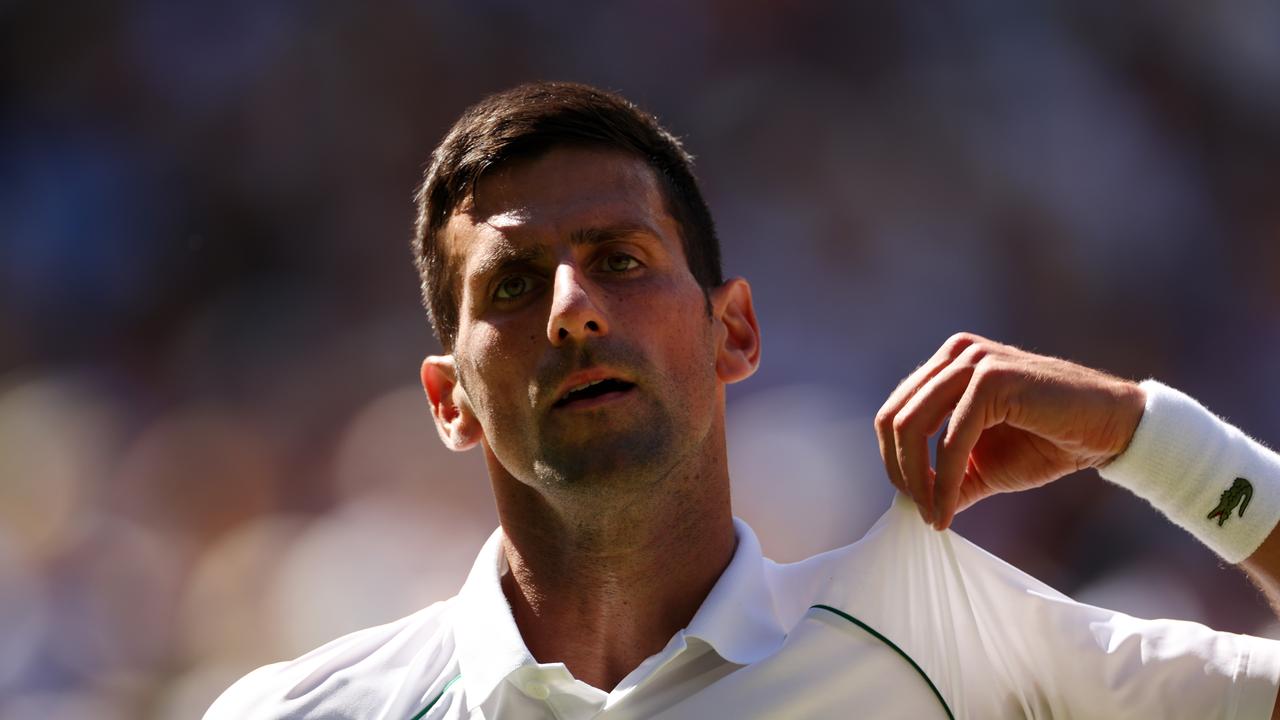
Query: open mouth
554,378,636,408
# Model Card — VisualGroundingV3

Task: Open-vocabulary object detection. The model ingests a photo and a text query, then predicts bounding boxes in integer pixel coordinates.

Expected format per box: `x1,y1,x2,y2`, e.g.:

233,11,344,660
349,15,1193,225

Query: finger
875,333,982,498
893,359,982,522
933,371,1005,529
953,457,989,513
876,426,908,495
881,333,985,417
895,422,934,522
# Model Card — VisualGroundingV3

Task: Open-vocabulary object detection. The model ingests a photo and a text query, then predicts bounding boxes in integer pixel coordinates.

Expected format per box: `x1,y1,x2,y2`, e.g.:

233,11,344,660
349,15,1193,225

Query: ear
421,355,483,451
709,277,761,384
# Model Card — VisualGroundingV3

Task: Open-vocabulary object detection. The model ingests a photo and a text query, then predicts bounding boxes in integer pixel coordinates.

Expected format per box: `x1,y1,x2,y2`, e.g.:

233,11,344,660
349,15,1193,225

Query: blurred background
3,1,1280,717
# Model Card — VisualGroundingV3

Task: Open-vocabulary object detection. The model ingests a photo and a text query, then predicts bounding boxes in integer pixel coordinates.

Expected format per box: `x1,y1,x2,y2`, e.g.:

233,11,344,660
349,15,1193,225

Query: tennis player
206,82,1280,719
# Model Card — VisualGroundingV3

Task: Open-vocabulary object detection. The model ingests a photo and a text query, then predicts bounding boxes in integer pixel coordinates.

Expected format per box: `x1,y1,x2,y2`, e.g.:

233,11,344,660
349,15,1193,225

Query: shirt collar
683,517,788,665
450,518,788,708
453,526,531,712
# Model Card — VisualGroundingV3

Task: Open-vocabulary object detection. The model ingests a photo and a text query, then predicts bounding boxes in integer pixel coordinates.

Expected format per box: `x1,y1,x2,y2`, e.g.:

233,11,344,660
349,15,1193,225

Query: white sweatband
1098,379,1280,564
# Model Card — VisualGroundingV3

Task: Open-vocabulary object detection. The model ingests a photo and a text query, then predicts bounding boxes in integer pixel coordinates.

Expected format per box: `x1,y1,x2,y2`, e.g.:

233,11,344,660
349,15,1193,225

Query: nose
547,263,608,346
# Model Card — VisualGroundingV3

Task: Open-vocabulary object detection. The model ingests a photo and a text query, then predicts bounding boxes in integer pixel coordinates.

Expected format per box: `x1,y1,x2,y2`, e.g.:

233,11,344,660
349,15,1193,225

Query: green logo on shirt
1207,477,1252,527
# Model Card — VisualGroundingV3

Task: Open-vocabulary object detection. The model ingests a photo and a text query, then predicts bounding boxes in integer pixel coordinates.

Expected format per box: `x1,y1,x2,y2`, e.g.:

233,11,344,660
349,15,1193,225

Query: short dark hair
411,81,723,351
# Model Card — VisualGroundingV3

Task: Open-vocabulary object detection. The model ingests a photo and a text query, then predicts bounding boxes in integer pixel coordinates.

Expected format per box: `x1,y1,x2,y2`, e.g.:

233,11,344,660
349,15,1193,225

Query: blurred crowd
3,1,1279,717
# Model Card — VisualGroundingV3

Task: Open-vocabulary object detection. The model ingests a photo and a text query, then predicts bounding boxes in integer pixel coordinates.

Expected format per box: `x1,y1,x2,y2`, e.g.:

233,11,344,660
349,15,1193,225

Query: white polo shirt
207,492,1280,719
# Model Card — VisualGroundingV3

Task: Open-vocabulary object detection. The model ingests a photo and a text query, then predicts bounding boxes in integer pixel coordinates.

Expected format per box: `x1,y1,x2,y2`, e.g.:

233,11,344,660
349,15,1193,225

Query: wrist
1098,380,1280,564
1096,381,1147,470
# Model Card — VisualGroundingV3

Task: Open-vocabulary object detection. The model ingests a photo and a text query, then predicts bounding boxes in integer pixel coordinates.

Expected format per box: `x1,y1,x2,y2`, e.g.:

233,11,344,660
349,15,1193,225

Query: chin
532,425,682,490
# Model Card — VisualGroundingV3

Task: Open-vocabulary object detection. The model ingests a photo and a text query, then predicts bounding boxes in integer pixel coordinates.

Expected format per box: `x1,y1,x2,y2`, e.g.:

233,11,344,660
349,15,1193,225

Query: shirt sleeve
839,495,1280,719
949,531,1280,719
201,601,456,720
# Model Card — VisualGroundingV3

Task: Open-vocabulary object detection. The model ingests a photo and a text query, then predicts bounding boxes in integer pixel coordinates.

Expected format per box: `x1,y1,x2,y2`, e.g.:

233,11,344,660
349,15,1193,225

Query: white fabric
1100,380,1280,563
206,500,1280,719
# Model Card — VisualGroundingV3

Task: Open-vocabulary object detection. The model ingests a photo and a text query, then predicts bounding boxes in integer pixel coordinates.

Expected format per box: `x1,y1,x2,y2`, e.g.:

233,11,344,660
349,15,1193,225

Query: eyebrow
568,223,652,247
468,245,541,288
468,223,656,282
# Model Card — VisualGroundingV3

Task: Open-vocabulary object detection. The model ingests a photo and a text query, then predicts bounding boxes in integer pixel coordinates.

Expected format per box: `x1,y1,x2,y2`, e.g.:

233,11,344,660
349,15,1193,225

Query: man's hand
875,333,1147,530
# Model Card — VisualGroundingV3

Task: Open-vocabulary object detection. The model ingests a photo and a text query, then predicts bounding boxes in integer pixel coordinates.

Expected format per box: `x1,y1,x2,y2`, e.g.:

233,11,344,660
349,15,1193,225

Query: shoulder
775,493,1066,603
772,495,1280,718
204,600,459,720
766,494,1065,614
762,495,1073,716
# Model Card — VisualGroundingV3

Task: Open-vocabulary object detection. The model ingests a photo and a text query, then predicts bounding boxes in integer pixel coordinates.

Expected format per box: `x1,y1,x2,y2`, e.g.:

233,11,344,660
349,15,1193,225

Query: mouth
553,377,637,409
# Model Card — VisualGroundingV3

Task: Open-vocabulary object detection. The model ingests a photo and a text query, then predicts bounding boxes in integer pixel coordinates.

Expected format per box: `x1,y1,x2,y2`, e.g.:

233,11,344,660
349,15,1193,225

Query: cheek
458,322,539,416
456,327,503,415
652,294,718,382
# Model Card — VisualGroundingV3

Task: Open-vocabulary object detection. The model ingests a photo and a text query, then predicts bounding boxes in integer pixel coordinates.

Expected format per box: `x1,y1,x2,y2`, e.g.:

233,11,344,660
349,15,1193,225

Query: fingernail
917,504,932,525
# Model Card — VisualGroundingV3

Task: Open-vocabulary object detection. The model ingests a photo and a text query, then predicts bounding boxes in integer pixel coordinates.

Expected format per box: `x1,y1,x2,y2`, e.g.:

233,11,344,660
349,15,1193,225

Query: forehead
442,145,678,271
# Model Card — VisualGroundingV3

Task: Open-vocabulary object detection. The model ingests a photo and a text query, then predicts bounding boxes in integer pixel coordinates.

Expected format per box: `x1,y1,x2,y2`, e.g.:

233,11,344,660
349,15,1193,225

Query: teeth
567,379,606,395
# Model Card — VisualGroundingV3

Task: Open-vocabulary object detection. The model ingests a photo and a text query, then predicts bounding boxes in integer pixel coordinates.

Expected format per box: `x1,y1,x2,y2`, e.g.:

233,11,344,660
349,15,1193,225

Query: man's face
442,145,724,492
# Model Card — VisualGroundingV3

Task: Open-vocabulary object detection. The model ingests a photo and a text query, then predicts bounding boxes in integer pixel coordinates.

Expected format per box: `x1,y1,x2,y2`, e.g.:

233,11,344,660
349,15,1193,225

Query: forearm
1245,529,1280,617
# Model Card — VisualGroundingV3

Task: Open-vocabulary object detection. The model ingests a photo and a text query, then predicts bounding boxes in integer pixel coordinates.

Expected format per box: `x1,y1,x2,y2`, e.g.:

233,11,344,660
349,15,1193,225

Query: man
207,82,1280,718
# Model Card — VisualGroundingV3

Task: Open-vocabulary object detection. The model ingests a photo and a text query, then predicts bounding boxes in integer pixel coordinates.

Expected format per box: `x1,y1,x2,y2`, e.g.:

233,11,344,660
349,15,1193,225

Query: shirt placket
505,665,607,720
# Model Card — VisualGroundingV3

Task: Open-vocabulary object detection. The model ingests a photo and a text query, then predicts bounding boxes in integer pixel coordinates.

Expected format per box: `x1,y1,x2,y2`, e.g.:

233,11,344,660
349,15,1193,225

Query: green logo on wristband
1207,477,1253,527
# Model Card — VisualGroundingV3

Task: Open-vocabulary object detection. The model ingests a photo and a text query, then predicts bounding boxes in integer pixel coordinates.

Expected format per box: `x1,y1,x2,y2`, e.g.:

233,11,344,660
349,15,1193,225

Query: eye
494,275,531,300
603,254,639,272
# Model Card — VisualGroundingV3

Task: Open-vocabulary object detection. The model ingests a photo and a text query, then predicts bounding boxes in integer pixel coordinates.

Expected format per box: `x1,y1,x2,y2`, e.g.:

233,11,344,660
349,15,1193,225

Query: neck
487,425,736,691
